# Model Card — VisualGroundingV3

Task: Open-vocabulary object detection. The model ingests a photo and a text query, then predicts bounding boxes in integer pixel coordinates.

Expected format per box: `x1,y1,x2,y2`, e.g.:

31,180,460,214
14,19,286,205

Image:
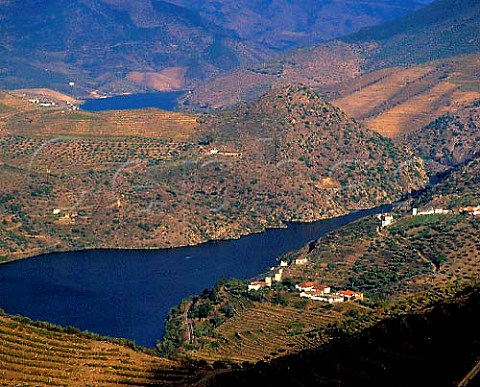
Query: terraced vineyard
330,54,480,137
190,302,353,363
301,213,480,300
1,105,198,142
0,135,201,173
0,314,201,386
204,284,480,387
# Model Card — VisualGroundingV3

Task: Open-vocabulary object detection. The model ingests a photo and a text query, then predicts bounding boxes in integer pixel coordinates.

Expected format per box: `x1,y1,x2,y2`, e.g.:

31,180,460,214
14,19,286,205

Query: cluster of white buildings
296,281,364,303
412,205,480,217
412,207,451,216
247,256,310,291
247,268,285,291
28,98,56,107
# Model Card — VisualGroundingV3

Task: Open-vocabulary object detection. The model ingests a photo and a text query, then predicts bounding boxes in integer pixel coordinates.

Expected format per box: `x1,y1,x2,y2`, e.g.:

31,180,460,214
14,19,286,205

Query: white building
300,291,343,303
274,268,283,282
248,281,266,291
295,257,308,265
378,213,394,228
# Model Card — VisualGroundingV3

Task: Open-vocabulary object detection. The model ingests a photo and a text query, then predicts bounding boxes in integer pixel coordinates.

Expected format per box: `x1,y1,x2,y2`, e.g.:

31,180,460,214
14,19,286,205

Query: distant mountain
185,0,479,110
0,0,427,95
168,0,428,51
344,0,480,71
0,0,265,94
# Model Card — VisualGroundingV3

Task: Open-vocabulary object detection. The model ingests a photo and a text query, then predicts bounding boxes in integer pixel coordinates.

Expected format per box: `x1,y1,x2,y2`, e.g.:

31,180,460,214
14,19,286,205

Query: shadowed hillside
404,101,480,172
206,285,480,387
169,0,428,51
0,0,266,94
344,0,480,71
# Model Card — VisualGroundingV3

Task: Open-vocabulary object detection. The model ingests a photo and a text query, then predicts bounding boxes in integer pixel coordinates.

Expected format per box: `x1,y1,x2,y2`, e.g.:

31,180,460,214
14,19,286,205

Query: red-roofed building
338,290,364,300
315,284,331,294
295,281,316,292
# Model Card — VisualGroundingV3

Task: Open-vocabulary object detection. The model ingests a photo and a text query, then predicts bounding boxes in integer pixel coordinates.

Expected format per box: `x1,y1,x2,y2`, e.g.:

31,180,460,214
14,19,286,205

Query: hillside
206,284,480,387
0,312,204,386
344,0,480,71
0,86,426,262
403,100,480,171
329,54,480,138
414,158,480,209
0,0,425,95
168,0,427,51
165,145,480,362
185,0,480,111
0,0,265,94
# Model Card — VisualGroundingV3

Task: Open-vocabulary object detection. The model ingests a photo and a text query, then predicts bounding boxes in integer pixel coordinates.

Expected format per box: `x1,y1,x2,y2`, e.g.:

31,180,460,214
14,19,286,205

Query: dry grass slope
0,92,199,142
330,54,480,138
0,315,200,386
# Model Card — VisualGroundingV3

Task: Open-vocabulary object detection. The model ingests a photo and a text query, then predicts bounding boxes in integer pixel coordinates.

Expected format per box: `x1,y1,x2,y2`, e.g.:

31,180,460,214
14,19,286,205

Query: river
0,205,390,347
81,91,185,112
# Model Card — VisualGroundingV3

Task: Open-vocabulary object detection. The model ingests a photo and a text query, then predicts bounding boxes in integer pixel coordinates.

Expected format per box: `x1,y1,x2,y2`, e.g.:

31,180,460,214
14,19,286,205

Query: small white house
295,281,316,292
274,269,283,282
338,290,364,300
280,260,288,267
378,213,394,228
52,209,61,215
295,257,308,265
248,281,265,291
316,284,331,294
210,148,219,155
319,294,344,303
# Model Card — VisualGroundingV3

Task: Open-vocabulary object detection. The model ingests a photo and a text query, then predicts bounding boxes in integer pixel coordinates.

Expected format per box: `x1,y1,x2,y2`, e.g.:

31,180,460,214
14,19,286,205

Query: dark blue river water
0,205,389,347
81,91,184,112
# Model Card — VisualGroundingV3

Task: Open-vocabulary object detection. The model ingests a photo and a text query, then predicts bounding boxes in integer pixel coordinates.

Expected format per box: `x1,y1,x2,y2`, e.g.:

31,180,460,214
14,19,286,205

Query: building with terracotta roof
338,289,364,300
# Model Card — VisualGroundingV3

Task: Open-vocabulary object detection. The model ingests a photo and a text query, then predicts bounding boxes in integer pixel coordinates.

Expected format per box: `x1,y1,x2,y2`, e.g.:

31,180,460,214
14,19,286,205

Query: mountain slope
206,285,480,387
0,0,427,95
344,0,480,71
168,0,428,51
185,0,480,111
403,100,480,172
329,54,480,138
0,0,264,94
0,85,426,262
0,312,204,386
